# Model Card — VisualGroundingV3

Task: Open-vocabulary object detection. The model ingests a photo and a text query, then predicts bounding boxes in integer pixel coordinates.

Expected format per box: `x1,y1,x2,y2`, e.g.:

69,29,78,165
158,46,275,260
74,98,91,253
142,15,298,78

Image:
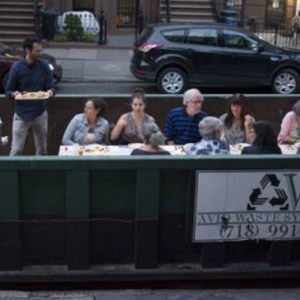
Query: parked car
131,23,300,94
0,42,62,92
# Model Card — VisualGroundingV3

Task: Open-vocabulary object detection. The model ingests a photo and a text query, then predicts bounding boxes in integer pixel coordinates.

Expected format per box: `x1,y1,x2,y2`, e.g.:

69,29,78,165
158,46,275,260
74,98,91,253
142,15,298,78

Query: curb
61,78,144,83
43,42,133,50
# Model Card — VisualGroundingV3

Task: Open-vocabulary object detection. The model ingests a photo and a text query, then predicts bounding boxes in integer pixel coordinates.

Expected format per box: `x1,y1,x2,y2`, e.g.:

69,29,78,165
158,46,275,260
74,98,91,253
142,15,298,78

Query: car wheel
272,69,300,94
157,68,188,94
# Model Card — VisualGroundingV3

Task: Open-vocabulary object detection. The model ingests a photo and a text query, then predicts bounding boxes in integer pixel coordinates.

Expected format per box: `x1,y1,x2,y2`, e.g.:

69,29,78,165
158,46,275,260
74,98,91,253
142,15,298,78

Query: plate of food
234,143,250,151
15,91,50,100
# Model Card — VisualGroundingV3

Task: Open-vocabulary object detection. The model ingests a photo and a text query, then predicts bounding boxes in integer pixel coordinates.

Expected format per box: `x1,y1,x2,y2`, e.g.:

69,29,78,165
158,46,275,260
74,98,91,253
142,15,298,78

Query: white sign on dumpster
193,170,300,242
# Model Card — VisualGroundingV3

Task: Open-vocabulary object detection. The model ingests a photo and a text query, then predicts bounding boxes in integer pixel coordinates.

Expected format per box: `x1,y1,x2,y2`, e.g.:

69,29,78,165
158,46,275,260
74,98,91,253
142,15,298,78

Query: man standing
164,88,207,145
6,36,55,155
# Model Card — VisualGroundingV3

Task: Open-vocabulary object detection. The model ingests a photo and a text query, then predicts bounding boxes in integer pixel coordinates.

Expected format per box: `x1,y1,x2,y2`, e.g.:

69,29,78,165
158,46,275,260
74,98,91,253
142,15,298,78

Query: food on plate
235,143,250,151
15,91,50,100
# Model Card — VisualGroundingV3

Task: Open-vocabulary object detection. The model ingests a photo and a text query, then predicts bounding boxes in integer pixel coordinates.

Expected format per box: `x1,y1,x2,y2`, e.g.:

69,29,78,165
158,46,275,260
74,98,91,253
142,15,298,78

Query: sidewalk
44,33,139,83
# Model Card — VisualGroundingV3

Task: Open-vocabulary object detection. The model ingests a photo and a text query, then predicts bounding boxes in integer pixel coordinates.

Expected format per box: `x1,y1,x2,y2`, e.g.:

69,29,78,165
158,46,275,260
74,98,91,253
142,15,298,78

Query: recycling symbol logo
247,174,289,211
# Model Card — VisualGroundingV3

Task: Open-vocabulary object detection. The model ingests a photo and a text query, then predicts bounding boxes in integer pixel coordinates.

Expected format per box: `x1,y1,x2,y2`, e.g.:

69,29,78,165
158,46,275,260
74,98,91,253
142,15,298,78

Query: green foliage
63,13,83,41
56,13,96,42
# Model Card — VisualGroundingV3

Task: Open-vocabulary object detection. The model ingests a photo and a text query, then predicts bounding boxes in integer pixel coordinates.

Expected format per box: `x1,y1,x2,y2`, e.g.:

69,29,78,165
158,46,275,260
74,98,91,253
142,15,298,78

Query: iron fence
41,10,107,44
247,19,300,47
116,0,137,28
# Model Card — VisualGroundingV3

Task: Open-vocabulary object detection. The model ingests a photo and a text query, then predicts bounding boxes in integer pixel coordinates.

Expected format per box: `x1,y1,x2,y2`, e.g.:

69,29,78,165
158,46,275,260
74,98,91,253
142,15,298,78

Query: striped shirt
164,107,207,145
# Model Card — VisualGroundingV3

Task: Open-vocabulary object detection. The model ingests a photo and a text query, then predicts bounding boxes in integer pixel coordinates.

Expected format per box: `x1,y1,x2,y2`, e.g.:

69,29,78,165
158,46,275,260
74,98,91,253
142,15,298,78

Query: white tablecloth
59,143,299,156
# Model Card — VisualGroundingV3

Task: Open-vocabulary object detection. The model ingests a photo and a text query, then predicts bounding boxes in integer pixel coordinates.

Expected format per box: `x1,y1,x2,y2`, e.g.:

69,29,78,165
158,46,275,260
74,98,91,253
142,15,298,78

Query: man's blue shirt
6,59,55,121
164,107,207,145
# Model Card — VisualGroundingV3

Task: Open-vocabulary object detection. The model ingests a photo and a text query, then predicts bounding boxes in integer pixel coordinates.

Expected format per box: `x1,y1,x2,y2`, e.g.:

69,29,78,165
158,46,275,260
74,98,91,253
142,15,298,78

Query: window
73,0,95,13
162,30,185,43
187,28,218,46
223,30,258,50
265,0,285,23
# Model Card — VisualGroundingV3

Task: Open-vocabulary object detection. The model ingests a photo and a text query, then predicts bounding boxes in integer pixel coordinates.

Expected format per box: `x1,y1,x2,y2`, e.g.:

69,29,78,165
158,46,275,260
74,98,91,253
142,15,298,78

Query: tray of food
15,91,50,100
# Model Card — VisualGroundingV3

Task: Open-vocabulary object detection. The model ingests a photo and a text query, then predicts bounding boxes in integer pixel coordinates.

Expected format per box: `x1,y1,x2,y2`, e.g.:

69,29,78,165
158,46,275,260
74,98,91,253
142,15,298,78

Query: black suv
130,23,300,94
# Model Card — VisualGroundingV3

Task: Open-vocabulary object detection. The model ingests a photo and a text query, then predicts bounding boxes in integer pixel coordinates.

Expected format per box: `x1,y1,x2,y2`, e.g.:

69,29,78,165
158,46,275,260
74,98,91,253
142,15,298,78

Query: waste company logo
247,173,300,211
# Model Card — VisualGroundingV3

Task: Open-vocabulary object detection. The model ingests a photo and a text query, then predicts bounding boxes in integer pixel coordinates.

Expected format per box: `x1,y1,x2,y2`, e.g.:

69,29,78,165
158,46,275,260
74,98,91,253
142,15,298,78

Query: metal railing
248,19,299,47
41,10,107,44
165,0,171,23
34,0,43,37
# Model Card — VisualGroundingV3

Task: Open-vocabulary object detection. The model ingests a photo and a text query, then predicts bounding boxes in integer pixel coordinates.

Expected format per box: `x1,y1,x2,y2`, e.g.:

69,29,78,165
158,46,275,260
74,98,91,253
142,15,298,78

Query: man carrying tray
6,36,55,156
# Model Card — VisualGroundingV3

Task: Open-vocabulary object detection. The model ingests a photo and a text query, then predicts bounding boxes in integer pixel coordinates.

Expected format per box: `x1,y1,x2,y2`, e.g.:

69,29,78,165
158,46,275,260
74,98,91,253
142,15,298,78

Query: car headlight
48,63,54,71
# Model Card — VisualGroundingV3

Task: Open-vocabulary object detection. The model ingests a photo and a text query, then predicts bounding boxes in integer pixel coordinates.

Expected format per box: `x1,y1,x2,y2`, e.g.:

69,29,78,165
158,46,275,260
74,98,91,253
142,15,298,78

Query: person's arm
5,64,20,99
110,115,126,141
94,120,109,144
244,115,255,143
278,112,295,144
164,112,175,145
149,116,155,123
43,61,55,97
62,116,78,145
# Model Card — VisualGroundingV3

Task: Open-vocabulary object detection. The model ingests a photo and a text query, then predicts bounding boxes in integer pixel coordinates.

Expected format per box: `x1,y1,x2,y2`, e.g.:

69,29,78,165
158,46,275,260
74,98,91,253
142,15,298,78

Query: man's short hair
23,36,42,51
183,88,204,105
199,117,222,137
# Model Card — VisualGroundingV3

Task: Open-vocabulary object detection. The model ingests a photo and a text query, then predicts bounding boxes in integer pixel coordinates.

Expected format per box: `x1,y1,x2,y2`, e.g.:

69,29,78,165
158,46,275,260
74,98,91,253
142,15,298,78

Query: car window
162,29,185,43
137,26,154,43
222,29,258,50
186,28,218,46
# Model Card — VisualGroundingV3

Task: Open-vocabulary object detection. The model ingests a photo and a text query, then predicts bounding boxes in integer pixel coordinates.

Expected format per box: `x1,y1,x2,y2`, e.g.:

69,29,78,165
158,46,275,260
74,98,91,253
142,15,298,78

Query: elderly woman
131,123,170,155
219,93,254,145
62,98,109,145
186,116,230,155
278,100,300,144
242,121,281,154
110,88,155,144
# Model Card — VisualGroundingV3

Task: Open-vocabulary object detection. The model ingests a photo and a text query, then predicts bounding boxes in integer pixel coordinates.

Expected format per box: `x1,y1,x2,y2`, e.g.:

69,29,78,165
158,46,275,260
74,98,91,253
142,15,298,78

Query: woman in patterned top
219,93,254,145
186,117,229,155
110,88,155,144
62,98,109,145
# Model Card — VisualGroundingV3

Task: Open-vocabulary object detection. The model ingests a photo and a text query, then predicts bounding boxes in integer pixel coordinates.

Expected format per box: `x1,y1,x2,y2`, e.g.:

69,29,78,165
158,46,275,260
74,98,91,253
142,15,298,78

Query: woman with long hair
219,93,254,145
242,121,281,154
110,88,155,144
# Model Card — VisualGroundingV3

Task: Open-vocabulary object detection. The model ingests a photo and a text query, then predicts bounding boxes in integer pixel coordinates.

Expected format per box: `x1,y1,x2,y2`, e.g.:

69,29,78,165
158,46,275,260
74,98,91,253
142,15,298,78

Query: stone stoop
0,0,35,45
159,0,216,24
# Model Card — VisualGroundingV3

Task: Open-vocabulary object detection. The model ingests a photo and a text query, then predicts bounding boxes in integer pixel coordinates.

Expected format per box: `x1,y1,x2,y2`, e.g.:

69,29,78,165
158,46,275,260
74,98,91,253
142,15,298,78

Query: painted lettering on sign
193,171,300,242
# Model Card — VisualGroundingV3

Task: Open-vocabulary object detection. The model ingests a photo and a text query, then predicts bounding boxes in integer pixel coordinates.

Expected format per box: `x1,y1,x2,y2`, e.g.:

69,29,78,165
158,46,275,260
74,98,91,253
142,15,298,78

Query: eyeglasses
190,100,203,104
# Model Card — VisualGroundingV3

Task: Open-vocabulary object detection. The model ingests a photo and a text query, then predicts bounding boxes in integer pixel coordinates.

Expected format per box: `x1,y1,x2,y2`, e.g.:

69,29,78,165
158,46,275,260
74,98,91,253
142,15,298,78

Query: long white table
58,143,299,156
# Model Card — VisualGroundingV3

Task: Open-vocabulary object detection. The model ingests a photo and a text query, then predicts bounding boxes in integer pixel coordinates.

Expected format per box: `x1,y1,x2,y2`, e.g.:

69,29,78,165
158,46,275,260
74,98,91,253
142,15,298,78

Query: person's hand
46,90,54,98
11,91,20,98
1,136,8,146
84,133,94,144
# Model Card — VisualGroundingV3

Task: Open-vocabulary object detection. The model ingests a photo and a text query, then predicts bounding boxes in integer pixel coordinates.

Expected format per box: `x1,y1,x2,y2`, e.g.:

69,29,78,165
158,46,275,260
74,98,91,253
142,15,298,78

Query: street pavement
1,289,300,300
45,33,138,83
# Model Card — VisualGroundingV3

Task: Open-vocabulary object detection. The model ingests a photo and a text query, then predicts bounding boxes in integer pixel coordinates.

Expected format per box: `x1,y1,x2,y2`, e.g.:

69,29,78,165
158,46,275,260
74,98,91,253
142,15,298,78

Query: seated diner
62,98,109,145
131,123,170,155
186,116,230,155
